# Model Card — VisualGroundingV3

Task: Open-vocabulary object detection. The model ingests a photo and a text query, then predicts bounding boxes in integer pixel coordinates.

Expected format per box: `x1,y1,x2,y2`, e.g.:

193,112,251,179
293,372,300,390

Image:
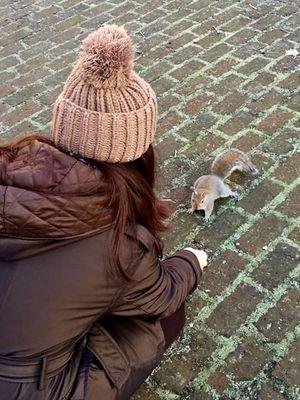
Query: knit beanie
51,25,157,163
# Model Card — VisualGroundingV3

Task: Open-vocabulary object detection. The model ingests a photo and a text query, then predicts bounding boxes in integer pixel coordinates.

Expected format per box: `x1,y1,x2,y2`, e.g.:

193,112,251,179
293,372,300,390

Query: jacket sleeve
111,247,202,320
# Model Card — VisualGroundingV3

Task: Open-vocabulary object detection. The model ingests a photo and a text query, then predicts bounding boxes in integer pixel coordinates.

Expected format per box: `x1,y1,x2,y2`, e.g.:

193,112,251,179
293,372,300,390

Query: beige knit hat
51,25,157,163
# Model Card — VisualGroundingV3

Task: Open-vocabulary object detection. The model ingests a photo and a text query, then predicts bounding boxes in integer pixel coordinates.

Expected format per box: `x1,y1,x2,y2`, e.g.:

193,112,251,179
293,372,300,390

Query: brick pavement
0,0,299,399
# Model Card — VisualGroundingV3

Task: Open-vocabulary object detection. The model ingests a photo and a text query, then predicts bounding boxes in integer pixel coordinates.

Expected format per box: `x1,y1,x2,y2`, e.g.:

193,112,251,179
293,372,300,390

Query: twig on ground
249,4,258,10
212,26,222,34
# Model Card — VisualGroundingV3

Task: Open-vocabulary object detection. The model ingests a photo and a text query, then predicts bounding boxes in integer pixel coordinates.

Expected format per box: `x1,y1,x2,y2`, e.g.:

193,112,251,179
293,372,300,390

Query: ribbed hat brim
51,85,157,163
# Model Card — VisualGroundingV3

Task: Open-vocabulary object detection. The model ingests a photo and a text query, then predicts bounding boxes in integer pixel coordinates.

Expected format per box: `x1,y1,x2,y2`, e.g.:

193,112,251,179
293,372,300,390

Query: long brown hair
0,134,172,279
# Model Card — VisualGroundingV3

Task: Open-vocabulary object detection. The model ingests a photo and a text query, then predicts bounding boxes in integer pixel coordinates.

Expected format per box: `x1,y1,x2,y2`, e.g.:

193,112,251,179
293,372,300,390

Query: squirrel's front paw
187,208,194,214
229,192,238,198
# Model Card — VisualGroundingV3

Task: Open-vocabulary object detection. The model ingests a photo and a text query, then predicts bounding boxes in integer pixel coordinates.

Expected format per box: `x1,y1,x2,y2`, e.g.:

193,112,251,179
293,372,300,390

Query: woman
0,25,207,399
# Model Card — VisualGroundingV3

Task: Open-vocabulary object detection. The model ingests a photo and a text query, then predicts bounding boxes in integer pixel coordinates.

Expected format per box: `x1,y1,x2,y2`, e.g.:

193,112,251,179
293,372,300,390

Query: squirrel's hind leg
219,182,238,199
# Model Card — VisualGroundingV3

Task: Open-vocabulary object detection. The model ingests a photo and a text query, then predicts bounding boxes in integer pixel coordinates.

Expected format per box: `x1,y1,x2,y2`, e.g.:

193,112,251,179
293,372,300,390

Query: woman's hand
184,248,208,270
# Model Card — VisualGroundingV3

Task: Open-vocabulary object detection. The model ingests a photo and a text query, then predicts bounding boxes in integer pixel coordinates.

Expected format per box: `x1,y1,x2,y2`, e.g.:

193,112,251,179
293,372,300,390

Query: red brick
219,112,255,135
156,134,184,161
0,84,14,97
158,94,180,115
170,59,205,81
256,110,293,135
185,295,207,322
288,228,299,244
258,28,286,44
170,44,200,65
200,43,232,63
251,243,299,291
237,214,287,256
5,84,46,106
214,6,241,25
264,41,291,59
151,76,174,93
271,56,300,73
207,372,230,393
200,250,246,296
194,211,247,252
274,153,300,183
183,95,213,115
226,28,258,46
1,120,37,141
167,32,196,50
261,129,298,156
248,91,284,114
206,285,263,337
233,41,265,59
239,180,281,214
212,91,247,115
162,208,199,254
184,134,223,159
163,20,194,37
222,16,252,32
158,110,184,134
2,100,41,126
196,32,226,49
250,71,275,87
225,337,270,380
177,75,212,97
258,384,285,400
272,339,300,386
133,385,161,400
238,57,269,76
153,329,216,393
141,61,173,83
179,114,217,140
207,58,238,77
210,74,245,96
1,55,20,70
276,5,299,17
284,92,300,112
231,132,263,152
257,289,300,342
277,187,300,219
251,14,282,30
250,153,273,173
192,19,218,36
189,388,214,400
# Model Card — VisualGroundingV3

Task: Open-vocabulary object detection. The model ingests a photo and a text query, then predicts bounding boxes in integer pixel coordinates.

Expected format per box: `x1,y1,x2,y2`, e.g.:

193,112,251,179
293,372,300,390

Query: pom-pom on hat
80,24,134,89
51,24,157,163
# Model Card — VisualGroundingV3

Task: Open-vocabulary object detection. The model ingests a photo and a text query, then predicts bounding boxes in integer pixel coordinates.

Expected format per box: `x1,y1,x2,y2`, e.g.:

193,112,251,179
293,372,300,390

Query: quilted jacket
0,139,202,400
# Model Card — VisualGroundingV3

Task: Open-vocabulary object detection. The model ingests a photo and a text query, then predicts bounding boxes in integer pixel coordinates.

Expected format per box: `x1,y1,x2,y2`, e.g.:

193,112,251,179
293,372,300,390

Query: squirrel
188,148,258,220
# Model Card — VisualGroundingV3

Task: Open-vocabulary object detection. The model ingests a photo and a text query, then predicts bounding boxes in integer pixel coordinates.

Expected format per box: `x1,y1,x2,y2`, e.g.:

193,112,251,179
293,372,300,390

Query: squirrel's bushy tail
211,148,258,180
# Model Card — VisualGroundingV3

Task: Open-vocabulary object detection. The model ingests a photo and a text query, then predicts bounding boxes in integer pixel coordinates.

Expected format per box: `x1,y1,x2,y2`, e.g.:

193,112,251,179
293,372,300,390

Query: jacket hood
0,139,114,257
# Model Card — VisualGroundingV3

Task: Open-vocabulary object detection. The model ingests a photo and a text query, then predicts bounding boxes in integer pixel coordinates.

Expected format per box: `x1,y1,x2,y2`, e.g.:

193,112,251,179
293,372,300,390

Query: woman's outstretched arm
111,247,205,319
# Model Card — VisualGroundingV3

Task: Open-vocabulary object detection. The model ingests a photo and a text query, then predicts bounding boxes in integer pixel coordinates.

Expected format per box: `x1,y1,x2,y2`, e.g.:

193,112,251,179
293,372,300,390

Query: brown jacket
0,140,201,400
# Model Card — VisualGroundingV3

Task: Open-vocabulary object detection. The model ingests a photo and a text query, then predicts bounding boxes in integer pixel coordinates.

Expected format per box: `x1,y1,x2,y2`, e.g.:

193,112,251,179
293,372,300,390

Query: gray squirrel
188,148,258,220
